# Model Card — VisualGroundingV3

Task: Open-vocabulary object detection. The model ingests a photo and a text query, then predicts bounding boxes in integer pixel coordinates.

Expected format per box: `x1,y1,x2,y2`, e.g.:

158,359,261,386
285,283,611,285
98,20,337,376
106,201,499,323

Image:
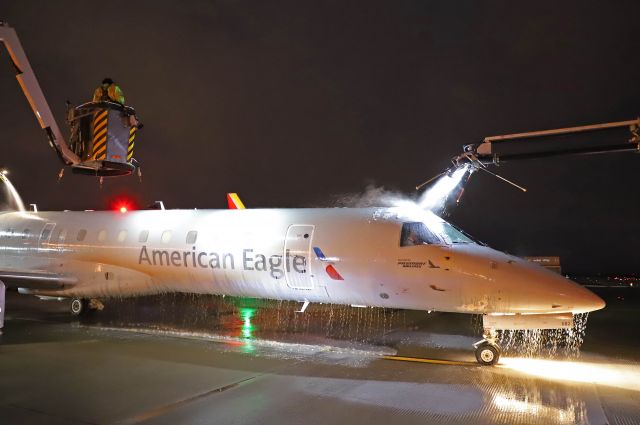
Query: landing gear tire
70,298,87,316
475,341,500,366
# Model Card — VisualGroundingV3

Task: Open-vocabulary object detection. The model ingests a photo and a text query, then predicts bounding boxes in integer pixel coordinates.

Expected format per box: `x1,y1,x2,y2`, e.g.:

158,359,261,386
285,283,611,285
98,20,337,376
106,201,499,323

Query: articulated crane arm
467,118,640,165
1,21,139,177
0,21,80,166
417,117,640,191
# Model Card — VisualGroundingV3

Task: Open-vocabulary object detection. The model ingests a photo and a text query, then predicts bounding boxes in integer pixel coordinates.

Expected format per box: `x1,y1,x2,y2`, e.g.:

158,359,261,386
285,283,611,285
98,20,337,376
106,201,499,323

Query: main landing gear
473,328,501,366
70,298,104,316
70,298,86,316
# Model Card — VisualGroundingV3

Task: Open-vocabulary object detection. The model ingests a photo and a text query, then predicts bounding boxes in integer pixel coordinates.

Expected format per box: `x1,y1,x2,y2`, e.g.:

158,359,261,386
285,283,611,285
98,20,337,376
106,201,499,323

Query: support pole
0,280,5,332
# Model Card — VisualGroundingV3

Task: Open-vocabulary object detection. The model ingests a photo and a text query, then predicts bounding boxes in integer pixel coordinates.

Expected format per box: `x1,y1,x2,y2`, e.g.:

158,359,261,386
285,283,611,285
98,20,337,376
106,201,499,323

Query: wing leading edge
0,271,76,290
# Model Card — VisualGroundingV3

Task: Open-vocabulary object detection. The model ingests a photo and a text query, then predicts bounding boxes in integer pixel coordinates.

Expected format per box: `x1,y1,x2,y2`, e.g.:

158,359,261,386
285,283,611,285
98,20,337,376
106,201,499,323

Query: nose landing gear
473,328,501,366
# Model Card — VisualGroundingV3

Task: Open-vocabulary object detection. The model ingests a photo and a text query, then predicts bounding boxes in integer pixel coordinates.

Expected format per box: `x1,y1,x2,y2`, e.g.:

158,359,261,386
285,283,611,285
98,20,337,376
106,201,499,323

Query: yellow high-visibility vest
92,83,125,105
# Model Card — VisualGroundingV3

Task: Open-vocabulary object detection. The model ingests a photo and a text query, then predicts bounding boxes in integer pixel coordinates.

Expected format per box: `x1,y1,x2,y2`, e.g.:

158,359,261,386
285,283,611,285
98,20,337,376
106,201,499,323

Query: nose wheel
473,328,501,366
474,341,500,365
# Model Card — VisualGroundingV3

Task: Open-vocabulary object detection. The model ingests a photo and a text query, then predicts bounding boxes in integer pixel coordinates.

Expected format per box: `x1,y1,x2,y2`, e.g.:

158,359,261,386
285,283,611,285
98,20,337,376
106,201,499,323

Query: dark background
1,1,638,274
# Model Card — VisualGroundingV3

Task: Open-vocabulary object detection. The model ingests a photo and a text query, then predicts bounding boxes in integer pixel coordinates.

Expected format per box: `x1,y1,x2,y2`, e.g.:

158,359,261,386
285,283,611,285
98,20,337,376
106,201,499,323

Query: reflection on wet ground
80,287,640,361
86,295,415,353
1,287,639,424
85,294,415,346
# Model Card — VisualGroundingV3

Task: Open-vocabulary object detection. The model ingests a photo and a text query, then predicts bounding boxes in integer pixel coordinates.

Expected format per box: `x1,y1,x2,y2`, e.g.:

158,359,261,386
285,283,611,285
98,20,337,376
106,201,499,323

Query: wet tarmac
1,288,639,425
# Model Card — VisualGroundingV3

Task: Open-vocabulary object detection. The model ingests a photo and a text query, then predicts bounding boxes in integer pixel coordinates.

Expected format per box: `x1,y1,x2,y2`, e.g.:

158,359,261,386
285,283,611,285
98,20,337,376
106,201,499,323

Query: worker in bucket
92,78,125,105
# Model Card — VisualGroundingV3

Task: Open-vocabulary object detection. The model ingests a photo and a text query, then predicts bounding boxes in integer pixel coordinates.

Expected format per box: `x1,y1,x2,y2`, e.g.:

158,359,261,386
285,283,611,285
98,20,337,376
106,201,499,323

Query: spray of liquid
382,165,471,224
332,164,471,214
495,313,589,358
417,165,470,211
0,173,26,212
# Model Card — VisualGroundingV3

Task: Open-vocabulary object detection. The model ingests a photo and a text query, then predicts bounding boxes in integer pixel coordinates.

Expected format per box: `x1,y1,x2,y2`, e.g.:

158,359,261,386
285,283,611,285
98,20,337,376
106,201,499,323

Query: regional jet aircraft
0,197,604,365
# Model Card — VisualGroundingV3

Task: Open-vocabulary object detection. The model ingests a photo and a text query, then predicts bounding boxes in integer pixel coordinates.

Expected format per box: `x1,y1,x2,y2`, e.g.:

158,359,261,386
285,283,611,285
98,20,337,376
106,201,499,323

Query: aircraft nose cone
489,253,606,314
446,245,606,314
571,284,606,313
529,268,606,313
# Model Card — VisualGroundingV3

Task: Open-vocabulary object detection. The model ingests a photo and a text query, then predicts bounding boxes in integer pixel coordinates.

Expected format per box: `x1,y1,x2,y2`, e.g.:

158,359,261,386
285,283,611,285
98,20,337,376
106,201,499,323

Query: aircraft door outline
284,224,315,290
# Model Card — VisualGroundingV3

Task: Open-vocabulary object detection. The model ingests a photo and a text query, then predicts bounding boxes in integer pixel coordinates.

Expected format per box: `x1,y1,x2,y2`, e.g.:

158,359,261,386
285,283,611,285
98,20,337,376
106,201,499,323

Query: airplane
0,20,608,366
0,193,605,365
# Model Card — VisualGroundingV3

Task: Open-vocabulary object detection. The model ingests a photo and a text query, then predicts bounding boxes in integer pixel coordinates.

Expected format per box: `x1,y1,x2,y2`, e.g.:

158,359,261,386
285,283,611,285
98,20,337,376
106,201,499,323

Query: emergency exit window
186,231,198,244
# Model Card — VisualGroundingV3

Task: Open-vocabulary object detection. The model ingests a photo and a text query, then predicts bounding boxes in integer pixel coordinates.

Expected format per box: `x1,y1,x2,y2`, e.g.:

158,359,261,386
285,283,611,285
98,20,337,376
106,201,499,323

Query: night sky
1,1,639,274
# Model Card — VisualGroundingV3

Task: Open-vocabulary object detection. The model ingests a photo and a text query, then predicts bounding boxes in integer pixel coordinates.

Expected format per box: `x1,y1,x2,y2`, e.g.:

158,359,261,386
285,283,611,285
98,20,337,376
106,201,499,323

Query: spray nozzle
476,167,527,192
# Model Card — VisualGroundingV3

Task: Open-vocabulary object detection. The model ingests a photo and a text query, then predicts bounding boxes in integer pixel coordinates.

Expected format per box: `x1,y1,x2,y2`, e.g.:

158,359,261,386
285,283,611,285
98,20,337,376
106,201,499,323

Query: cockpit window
400,222,441,247
439,222,475,244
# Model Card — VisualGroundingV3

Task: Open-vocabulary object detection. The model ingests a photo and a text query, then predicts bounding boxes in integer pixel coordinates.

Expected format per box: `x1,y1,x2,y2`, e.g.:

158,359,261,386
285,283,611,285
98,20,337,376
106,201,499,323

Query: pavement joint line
7,402,99,425
113,375,259,425
383,355,477,366
8,316,58,323
112,353,304,425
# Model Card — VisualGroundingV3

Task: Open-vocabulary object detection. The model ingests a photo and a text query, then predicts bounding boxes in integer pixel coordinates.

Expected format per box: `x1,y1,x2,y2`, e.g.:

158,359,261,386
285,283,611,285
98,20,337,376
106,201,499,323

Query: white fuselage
0,207,604,315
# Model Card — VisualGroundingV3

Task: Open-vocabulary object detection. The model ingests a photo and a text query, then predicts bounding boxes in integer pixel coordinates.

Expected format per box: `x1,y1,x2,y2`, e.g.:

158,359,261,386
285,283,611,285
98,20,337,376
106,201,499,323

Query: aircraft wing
0,270,76,290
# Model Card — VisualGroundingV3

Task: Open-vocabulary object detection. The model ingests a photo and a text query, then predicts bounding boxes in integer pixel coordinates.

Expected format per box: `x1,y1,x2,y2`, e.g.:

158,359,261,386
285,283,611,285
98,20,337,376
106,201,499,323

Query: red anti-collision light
109,197,136,213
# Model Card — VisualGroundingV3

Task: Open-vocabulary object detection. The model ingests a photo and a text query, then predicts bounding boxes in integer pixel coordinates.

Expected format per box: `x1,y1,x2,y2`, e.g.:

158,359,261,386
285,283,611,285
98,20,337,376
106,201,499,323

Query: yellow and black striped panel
127,126,137,161
92,109,109,160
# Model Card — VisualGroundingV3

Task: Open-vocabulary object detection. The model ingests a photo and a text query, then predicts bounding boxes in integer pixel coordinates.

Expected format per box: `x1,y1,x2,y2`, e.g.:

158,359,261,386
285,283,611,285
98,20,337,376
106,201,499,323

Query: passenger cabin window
22,229,30,240
117,230,127,242
161,230,172,243
138,230,149,243
58,229,67,243
40,227,51,241
77,229,87,241
98,230,107,242
186,231,197,244
400,222,440,247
